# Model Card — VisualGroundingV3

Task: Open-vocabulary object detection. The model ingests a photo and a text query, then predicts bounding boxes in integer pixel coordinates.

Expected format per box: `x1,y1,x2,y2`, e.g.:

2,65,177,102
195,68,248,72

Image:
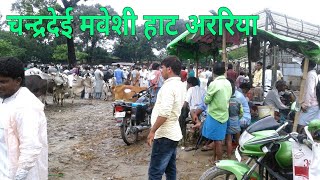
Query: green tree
73,4,118,64
55,0,87,67
53,44,68,61
12,0,86,66
148,19,189,51
0,30,54,63
113,25,156,63
228,46,247,60
53,44,88,63
0,39,26,57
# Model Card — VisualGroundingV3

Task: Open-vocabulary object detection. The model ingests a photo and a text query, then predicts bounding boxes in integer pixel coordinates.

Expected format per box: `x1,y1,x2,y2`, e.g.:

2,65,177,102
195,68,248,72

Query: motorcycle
200,116,320,180
112,86,154,145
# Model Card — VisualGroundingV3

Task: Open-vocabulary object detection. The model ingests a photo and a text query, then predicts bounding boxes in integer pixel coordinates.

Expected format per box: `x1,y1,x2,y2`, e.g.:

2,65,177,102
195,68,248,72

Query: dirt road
46,98,214,180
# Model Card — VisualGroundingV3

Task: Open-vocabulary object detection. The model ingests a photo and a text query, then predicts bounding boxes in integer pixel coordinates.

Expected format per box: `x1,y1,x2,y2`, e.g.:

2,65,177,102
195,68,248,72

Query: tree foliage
53,44,88,63
5,1,195,65
73,4,118,63
0,39,26,57
113,25,156,63
53,44,68,61
228,46,247,60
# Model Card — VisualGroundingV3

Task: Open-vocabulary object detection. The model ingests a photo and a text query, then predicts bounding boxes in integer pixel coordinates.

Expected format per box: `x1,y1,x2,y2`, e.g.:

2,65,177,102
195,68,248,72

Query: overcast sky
1,0,320,26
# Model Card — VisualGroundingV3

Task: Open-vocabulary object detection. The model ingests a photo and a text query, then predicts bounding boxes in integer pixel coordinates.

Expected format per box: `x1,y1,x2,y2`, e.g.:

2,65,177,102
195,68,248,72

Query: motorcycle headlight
239,130,255,148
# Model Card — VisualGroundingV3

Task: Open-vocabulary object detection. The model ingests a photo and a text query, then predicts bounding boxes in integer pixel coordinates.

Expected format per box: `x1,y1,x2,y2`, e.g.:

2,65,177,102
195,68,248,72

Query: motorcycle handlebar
132,85,155,98
276,122,289,133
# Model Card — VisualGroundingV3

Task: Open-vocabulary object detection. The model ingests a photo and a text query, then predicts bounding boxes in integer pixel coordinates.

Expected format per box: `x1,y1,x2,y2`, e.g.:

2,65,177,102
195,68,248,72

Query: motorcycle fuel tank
275,141,292,169
240,130,279,157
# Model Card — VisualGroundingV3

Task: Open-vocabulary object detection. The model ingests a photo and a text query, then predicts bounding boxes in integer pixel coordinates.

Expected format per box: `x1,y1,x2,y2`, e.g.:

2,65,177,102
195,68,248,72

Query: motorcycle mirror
124,89,132,93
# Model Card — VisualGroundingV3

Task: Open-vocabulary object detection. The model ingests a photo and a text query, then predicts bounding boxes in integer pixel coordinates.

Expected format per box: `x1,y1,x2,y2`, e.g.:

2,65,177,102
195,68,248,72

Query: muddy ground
46,98,229,180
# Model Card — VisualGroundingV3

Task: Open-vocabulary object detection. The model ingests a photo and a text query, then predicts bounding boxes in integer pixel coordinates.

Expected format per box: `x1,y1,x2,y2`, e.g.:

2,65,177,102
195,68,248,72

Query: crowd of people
1,55,320,179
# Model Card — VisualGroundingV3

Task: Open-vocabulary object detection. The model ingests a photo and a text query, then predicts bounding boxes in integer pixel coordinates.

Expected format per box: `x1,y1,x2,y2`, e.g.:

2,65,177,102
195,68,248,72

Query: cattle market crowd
0,55,319,179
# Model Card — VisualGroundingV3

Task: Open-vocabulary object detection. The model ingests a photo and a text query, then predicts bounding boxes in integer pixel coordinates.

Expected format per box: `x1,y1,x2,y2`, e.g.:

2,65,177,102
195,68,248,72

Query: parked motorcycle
200,116,320,180
112,86,154,145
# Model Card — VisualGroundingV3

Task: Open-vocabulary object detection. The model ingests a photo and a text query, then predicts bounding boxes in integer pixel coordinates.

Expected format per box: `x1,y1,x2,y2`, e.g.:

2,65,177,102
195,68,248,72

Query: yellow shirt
151,77,186,141
253,69,262,87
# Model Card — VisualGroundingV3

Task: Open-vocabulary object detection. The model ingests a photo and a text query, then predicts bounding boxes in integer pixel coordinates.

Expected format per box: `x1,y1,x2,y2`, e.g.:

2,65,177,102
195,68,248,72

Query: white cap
98,64,104,68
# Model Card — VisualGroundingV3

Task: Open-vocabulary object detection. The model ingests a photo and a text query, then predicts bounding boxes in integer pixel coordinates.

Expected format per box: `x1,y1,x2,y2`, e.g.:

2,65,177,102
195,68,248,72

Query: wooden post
293,58,309,132
247,37,253,84
272,46,278,86
222,28,227,63
196,52,199,78
262,14,269,90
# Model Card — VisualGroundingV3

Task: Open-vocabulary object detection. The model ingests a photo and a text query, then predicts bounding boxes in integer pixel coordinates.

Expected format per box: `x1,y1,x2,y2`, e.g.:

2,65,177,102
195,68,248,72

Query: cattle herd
24,68,147,106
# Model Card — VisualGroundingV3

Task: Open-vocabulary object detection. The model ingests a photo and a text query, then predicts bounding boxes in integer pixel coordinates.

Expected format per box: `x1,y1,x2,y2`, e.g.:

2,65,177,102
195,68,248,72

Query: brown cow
112,85,147,102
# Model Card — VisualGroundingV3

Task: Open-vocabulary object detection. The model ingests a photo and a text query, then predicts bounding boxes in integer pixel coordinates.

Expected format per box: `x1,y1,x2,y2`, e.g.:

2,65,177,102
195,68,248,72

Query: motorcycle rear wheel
120,117,138,145
200,167,237,180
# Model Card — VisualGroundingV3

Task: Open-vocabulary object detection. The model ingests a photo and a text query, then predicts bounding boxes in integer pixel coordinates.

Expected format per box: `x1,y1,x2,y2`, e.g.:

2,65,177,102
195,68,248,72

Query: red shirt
227,69,237,82
180,70,187,82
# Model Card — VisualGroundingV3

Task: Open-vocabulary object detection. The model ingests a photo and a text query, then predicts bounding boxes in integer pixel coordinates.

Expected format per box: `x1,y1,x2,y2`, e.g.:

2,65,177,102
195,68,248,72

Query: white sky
1,0,320,26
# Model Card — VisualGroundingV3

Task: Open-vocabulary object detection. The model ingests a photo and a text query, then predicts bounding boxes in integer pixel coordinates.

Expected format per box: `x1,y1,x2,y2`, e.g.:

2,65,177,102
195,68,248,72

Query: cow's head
53,73,68,87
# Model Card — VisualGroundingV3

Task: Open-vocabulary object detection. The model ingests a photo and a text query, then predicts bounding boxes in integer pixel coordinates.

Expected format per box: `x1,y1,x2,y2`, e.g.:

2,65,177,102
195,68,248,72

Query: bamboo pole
293,58,309,132
262,15,269,90
196,51,199,78
222,28,227,63
271,46,278,86
247,37,253,84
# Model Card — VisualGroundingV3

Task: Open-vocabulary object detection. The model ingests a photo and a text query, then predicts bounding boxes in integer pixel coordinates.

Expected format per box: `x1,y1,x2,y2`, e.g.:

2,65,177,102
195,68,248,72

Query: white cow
52,73,69,106
67,75,94,104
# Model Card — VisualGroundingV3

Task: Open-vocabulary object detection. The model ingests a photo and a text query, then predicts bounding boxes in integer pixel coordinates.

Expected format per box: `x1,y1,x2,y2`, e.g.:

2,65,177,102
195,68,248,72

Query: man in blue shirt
188,65,195,78
114,64,124,85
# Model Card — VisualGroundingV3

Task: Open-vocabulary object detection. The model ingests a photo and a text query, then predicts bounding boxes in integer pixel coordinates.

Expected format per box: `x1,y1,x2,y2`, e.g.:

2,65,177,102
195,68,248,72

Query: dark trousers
148,137,178,180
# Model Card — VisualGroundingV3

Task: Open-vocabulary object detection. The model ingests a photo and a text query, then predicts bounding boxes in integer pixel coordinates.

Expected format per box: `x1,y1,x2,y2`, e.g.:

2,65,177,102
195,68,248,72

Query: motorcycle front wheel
200,167,237,180
120,117,138,145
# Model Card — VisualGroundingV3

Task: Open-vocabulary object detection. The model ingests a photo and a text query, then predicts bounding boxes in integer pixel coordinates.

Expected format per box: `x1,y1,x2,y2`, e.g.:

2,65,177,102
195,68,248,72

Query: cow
103,79,114,101
24,74,55,105
52,73,69,106
112,85,147,102
68,75,94,104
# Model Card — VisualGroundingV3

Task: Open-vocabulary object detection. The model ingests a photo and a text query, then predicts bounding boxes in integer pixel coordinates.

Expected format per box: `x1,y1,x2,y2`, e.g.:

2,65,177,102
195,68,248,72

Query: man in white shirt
147,56,185,180
139,65,149,87
94,65,104,99
0,57,48,180
184,77,206,112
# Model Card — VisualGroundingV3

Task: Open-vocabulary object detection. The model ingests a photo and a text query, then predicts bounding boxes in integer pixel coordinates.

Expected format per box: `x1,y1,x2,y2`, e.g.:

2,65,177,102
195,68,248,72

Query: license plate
116,123,122,126
235,146,241,162
115,112,126,118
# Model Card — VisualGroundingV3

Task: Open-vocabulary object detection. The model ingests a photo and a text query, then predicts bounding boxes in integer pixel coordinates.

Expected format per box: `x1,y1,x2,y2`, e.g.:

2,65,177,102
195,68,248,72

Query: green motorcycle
200,116,320,180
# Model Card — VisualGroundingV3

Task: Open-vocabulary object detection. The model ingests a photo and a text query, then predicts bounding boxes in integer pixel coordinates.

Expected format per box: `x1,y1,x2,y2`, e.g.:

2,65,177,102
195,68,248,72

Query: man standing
147,56,185,180
114,64,124,85
131,66,140,86
201,62,232,161
139,65,149,87
297,59,320,133
188,65,195,78
94,65,104,99
226,63,237,82
0,57,48,180
252,62,263,87
180,65,188,82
